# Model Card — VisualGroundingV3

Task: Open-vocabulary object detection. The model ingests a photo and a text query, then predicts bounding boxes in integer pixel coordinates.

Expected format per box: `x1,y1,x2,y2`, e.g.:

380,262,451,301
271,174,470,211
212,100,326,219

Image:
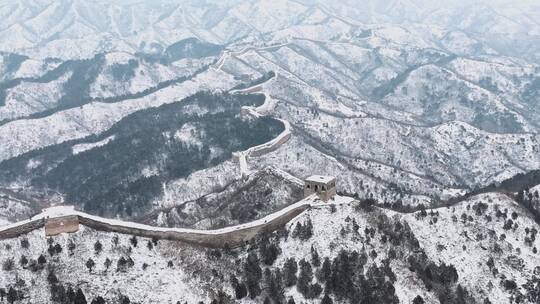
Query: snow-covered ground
2,191,536,303
0,68,238,162
0,195,353,237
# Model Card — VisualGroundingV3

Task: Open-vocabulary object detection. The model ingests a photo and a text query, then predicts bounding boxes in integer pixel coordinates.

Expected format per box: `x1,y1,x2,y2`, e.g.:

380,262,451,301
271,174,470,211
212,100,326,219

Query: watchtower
304,175,336,201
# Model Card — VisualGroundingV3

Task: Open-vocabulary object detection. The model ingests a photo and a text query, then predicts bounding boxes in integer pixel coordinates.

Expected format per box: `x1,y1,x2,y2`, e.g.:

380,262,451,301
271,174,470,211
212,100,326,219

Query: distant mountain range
0,1,540,302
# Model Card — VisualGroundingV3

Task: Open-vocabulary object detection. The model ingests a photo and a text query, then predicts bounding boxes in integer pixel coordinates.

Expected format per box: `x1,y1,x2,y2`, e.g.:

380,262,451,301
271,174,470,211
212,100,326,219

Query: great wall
0,68,329,249
231,71,293,179
0,195,355,248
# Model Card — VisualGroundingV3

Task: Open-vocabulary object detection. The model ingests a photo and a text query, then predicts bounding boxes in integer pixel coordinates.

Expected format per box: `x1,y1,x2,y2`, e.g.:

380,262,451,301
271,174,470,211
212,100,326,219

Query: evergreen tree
47,271,59,285
20,238,30,249
94,241,103,254
67,287,76,303
7,287,17,304
48,244,57,256
130,236,138,247
86,258,95,272
117,257,128,272
68,241,76,254
321,294,333,304
260,238,280,266
297,259,313,298
264,268,284,303
234,282,247,300
283,258,298,287
318,258,332,284
243,252,262,299
120,295,130,304
413,295,425,304
19,255,28,266
74,288,87,304
38,254,47,264
91,296,106,304
54,243,62,254
112,236,119,246
104,258,112,271
311,245,320,267
51,283,66,303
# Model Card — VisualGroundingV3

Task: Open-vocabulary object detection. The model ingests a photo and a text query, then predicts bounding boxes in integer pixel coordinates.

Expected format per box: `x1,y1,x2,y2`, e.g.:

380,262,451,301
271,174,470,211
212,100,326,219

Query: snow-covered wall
0,195,353,248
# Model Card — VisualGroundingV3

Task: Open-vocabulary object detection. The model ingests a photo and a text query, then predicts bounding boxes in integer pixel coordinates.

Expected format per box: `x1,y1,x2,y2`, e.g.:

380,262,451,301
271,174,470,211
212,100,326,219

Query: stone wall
0,219,45,240
0,203,310,248
78,204,309,248
249,131,291,157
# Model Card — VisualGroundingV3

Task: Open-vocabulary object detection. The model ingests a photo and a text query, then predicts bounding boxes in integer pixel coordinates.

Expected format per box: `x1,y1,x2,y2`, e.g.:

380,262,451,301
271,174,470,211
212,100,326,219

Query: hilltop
0,191,539,303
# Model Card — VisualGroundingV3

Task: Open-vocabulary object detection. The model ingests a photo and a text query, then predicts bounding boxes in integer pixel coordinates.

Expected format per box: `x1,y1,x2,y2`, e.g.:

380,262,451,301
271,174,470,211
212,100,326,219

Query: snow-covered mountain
1,0,539,61
1,192,540,303
1,0,540,303
0,0,538,225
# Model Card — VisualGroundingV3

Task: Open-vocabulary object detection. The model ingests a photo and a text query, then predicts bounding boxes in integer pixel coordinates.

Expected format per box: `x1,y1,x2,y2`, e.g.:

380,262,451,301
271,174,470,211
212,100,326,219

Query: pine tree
234,282,247,299
104,258,112,271
283,258,298,287
51,283,66,303
130,236,138,247
67,287,76,303
91,296,106,304
19,255,28,266
112,235,119,246
38,254,47,264
243,252,262,299
86,258,95,272
311,245,320,267
297,259,313,297
318,257,332,284
94,241,103,254
265,268,284,303
413,295,425,304
321,294,333,304
260,239,280,266
7,287,17,304
74,288,87,304
47,271,59,285
120,295,130,304
68,240,76,254
48,244,56,256
20,238,30,249
54,243,62,254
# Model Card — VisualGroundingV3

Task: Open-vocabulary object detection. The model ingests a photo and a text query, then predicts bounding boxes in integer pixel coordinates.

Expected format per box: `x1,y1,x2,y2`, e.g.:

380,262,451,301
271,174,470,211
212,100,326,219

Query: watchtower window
307,184,311,189
315,185,318,191
322,186,326,191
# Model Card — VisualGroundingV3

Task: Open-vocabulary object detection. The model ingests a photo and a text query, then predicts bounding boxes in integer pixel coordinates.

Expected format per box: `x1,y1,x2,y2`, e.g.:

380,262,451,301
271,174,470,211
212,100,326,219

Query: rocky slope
0,1,539,302
0,192,539,303
0,1,538,219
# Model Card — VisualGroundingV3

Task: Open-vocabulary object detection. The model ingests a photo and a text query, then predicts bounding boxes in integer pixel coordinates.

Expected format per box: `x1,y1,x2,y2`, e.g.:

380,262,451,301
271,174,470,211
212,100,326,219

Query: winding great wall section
0,195,355,249
231,71,293,178
0,54,333,250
